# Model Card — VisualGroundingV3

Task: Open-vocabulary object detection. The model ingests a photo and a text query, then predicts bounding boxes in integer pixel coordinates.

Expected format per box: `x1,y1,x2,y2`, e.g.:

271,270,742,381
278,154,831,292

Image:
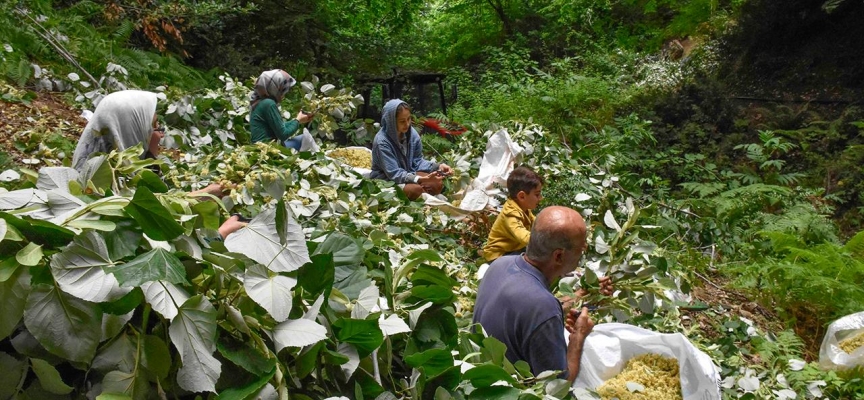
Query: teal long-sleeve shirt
250,98,301,143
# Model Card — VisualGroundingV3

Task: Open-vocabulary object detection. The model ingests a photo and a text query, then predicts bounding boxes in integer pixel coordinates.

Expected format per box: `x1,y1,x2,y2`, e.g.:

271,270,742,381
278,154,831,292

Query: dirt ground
0,89,85,166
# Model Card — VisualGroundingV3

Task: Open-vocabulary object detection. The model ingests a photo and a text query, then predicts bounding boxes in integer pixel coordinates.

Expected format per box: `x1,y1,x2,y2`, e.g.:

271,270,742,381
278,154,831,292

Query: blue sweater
369,99,438,184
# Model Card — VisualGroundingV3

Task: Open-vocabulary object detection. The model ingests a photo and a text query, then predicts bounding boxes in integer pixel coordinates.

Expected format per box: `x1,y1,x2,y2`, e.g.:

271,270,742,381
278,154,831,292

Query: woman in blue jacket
370,99,452,200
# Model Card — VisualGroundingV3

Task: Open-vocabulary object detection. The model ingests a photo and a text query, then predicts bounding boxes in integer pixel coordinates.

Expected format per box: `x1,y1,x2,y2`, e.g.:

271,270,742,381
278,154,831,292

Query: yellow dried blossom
328,148,372,169
596,354,682,400
839,331,864,354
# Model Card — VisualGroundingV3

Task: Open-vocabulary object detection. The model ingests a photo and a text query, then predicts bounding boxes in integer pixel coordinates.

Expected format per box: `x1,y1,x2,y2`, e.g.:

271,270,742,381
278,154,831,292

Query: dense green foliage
2,0,864,398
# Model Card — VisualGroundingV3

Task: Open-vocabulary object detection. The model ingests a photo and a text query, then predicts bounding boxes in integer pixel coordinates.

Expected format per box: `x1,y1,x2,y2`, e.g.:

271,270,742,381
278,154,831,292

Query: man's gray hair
525,223,576,262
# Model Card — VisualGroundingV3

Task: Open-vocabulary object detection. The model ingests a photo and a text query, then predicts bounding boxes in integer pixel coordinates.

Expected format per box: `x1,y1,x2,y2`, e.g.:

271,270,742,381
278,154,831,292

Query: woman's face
149,114,163,147
396,107,411,135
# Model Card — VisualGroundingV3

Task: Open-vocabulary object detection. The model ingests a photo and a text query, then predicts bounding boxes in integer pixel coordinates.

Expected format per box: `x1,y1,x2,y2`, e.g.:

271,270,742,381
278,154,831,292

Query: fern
113,20,135,45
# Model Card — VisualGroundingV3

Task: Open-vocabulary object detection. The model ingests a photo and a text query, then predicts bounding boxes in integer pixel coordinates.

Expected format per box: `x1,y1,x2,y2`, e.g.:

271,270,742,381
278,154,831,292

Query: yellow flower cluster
596,354,682,400
839,331,864,354
328,148,372,169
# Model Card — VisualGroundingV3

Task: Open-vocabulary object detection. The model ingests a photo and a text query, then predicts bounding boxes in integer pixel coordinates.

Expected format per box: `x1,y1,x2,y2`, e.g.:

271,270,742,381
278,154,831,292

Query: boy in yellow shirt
482,166,544,261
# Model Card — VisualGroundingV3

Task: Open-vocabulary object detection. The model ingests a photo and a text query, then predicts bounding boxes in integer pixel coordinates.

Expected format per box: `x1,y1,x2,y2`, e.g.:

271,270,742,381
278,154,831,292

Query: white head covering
72,90,158,170
249,69,296,110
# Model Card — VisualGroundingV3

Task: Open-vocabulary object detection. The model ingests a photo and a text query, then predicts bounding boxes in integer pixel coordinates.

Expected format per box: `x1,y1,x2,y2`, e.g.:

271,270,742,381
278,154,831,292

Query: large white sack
819,311,864,370
570,323,721,400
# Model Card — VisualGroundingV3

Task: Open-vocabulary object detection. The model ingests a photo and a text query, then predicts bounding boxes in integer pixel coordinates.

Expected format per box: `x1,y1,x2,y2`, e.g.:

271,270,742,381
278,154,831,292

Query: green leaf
0,352,27,399
101,369,149,400
0,265,28,340
333,317,384,358
102,289,144,315
141,280,189,320
0,256,20,282
216,337,276,376
16,242,43,266
123,187,184,241
91,333,135,375
244,264,296,322
224,207,311,273
134,170,169,193
216,367,275,400
462,364,516,388
51,230,131,302
106,247,187,287
169,295,220,393
24,284,102,363
295,342,323,379
273,318,328,352
404,348,454,379
466,386,521,399
334,265,372,300
298,253,335,299
31,358,73,395
411,265,455,288
191,201,220,230
0,219,6,243
313,232,364,266
141,335,171,382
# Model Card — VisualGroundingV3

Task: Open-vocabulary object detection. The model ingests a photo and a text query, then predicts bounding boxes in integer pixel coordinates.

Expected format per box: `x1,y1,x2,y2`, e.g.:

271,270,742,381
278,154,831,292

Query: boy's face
517,184,542,210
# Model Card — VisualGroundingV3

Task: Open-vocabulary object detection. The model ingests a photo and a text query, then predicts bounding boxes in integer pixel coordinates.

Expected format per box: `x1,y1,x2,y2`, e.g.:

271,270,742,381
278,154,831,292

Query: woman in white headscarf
72,90,163,171
249,69,315,151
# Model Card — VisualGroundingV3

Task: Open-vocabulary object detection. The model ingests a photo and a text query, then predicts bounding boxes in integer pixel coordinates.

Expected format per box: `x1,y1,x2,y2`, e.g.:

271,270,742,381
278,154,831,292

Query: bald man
473,206,613,382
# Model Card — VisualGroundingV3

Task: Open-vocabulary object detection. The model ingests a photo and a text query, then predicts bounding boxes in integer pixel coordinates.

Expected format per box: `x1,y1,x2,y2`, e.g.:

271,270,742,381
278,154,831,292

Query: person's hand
574,276,614,299
297,111,314,124
598,276,614,296
560,294,578,315
438,164,453,175
418,173,444,185
202,183,225,197
218,215,247,239
566,307,595,336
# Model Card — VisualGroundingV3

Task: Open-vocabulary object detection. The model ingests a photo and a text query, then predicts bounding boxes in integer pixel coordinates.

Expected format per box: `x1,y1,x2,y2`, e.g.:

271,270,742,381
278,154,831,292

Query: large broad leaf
45,189,86,220
216,337,276,376
224,207,310,273
216,367,275,400
336,343,360,381
31,358,73,395
351,283,379,319
0,212,74,249
404,348,454,379
141,281,190,320
272,318,328,352
51,230,130,303
141,334,171,382
313,233,364,266
244,264,296,322
101,369,149,400
379,314,411,337
37,167,79,193
462,364,517,388
0,267,30,340
298,253,334,299
124,187,184,241
24,284,102,363
169,295,221,393
334,265,372,300
0,352,26,400
332,318,384,358
91,333,136,374
0,189,48,211
105,248,187,287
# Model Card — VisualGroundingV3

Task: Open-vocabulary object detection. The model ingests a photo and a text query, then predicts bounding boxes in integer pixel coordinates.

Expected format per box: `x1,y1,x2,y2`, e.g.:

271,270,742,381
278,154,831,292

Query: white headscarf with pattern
250,69,296,111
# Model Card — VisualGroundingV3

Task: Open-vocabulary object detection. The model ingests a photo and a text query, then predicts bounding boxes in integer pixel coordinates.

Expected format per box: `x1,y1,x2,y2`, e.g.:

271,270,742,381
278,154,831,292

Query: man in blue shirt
473,206,613,381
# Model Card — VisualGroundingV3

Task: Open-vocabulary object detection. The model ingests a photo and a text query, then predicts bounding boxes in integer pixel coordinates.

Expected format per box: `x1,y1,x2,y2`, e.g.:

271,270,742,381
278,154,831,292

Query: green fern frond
843,231,864,259
113,20,135,45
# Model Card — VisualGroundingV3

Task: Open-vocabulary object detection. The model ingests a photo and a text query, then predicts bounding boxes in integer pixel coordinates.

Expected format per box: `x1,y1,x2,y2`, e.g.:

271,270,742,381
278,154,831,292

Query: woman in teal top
249,69,313,150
